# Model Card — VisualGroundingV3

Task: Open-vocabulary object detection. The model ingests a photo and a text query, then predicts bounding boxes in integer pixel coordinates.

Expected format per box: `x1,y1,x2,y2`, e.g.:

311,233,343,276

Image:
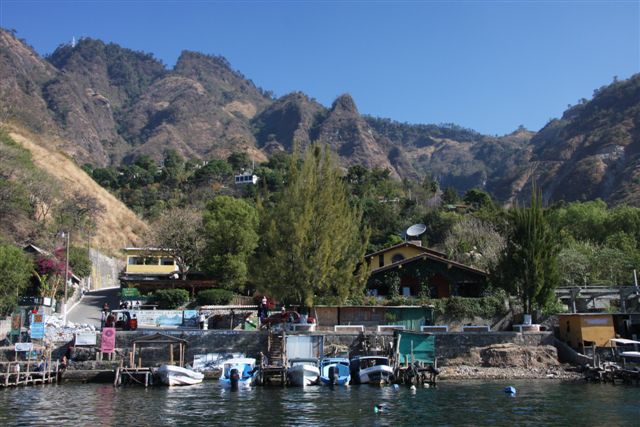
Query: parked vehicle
110,310,138,331
263,311,316,327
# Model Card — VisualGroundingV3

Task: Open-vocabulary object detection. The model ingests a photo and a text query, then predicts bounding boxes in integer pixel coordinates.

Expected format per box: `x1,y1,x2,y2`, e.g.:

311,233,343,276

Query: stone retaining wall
38,330,558,368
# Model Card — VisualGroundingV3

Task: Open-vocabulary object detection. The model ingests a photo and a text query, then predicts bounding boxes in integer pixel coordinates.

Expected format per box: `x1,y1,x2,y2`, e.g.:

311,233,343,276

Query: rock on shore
439,343,582,380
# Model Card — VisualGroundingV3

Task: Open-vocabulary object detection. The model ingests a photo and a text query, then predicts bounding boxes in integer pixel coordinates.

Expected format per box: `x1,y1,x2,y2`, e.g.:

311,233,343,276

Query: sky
1,1,638,136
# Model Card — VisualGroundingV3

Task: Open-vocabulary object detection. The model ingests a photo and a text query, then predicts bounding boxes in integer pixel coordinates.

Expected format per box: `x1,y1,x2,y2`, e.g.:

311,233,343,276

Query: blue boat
319,357,351,386
219,358,256,388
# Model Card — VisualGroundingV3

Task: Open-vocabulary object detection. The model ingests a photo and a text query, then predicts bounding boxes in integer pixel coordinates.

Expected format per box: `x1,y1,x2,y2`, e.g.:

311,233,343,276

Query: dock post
5,363,10,387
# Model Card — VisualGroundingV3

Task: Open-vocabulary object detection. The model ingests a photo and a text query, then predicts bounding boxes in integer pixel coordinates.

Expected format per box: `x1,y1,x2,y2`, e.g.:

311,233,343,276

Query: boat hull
359,365,394,384
288,365,320,386
157,365,204,386
319,358,351,386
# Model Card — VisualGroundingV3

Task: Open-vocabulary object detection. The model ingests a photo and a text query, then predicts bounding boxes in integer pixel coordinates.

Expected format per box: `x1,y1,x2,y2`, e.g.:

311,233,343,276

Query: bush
197,289,234,306
153,289,190,309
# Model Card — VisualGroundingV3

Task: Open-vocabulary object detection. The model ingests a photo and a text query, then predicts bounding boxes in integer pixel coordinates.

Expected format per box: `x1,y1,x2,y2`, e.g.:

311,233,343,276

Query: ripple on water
0,380,638,426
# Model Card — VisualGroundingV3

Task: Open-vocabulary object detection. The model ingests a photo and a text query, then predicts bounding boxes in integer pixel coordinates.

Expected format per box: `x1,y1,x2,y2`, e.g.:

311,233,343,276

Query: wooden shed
557,313,615,350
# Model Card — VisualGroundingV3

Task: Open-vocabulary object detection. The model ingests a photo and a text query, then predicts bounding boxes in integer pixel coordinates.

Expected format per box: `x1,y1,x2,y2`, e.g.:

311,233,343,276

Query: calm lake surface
0,380,638,426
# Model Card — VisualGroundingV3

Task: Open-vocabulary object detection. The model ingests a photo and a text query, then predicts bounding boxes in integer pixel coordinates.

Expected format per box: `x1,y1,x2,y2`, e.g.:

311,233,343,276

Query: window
161,258,175,266
143,257,159,265
391,253,405,263
128,257,144,265
378,254,384,268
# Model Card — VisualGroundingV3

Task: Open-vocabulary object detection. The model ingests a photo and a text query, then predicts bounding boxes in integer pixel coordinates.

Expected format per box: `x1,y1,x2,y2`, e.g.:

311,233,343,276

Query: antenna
405,223,427,241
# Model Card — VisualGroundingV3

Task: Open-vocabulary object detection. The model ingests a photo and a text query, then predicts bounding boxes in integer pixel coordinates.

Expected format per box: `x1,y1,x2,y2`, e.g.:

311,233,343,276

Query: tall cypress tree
493,185,559,314
254,144,370,306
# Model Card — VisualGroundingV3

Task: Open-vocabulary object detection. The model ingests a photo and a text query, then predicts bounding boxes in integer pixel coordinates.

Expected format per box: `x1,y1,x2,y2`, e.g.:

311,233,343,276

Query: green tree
254,144,370,306
161,149,185,186
202,196,259,290
227,152,251,171
441,187,460,205
68,246,92,278
0,241,33,314
493,186,560,314
149,207,206,279
463,188,495,210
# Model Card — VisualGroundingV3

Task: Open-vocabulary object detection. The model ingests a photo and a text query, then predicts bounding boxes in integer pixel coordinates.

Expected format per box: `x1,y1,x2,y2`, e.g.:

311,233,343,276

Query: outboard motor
230,368,240,390
328,366,338,386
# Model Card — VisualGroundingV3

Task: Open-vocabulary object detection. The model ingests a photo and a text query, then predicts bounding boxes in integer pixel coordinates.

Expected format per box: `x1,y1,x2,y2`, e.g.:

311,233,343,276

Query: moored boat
319,357,350,386
349,356,394,385
157,364,204,386
288,358,320,386
219,357,256,388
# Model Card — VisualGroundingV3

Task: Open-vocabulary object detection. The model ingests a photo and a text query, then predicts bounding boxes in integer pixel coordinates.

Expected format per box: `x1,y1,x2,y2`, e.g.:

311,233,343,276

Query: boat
287,358,320,386
349,356,394,385
219,357,256,388
319,357,350,386
157,364,204,386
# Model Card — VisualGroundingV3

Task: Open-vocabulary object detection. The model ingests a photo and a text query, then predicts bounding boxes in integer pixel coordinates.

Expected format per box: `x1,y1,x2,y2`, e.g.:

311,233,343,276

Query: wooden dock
113,367,154,387
0,360,59,387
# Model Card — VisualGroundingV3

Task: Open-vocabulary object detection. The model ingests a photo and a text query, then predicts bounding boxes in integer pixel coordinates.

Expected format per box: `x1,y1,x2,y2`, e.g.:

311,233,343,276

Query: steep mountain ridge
1,28,638,206
6,127,148,254
522,74,640,206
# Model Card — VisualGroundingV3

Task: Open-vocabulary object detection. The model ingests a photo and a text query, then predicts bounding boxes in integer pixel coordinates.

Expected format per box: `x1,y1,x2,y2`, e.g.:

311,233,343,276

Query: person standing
198,311,206,330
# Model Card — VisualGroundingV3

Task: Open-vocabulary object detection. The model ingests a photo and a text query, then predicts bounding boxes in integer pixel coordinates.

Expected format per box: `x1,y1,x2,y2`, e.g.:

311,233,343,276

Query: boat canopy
395,331,436,365
620,351,640,359
610,338,640,345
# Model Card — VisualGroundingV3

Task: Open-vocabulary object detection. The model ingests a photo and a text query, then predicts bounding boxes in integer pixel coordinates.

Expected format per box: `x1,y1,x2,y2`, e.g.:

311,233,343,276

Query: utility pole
63,231,70,325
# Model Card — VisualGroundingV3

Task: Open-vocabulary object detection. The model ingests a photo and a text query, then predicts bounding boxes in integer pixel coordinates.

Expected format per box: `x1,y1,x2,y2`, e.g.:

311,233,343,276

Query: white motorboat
288,358,320,386
219,357,256,388
157,364,204,386
350,356,394,384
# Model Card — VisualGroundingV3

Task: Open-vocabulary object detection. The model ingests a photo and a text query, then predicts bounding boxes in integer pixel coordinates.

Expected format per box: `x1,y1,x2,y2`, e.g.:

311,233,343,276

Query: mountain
517,74,640,206
0,28,637,206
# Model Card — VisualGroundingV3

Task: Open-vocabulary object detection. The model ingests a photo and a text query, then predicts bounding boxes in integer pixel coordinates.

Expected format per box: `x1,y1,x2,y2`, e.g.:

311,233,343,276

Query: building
557,313,616,350
123,248,179,279
119,248,215,294
365,242,488,298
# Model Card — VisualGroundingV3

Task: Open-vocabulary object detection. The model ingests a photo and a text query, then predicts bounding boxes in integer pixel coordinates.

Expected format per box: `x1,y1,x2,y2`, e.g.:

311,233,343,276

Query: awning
610,338,640,345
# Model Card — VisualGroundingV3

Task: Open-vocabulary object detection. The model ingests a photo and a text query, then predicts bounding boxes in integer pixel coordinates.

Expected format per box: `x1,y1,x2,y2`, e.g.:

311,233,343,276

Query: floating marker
504,386,517,395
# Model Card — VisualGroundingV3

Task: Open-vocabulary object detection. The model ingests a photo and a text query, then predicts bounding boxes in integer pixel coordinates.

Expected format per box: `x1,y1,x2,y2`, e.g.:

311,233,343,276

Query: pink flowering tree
33,247,71,299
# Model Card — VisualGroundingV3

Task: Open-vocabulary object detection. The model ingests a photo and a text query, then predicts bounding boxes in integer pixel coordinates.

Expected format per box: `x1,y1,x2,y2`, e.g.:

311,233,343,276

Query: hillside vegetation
1,126,147,255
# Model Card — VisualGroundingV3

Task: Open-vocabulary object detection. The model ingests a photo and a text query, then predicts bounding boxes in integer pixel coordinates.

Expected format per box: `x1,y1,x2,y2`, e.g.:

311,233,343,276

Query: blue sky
1,1,638,135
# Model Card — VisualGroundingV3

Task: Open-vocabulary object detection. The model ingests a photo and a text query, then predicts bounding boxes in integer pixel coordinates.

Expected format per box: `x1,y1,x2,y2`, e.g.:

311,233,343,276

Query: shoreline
437,365,583,381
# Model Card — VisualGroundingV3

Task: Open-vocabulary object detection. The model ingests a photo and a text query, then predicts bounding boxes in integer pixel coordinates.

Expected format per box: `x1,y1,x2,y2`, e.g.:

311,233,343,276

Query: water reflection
0,380,638,426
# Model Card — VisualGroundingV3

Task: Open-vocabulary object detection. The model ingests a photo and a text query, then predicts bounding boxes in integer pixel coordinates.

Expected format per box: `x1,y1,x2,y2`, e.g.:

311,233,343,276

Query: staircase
267,331,285,367
259,331,287,386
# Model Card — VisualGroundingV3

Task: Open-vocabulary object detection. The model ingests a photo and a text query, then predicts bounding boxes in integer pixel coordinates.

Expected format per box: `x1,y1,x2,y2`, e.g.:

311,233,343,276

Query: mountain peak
331,93,358,114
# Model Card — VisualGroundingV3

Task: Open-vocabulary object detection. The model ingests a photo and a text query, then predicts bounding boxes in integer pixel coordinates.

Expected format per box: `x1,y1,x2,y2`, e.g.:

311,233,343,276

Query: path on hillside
67,288,120,327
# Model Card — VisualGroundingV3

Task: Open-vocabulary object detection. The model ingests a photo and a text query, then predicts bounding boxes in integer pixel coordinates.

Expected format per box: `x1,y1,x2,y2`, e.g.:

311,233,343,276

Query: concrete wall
40,330,560,368
89,248,122,290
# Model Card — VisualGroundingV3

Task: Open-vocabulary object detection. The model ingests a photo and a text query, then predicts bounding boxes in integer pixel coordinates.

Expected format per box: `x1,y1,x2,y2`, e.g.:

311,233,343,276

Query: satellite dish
406,223,427,238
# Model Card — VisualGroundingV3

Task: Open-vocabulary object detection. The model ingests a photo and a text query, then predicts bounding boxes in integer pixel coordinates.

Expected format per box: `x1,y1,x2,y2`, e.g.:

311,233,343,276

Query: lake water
0,380,638,426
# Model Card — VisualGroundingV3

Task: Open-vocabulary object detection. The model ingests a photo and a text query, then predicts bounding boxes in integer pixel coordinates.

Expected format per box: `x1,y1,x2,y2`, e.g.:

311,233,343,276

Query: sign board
101,328,116,353
75,331,97,346
121,288,140,297
15,342,33,352
133,310,183,326
10,313,22,336
43,297,52,307
183,310,198,327
30,313,45,340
